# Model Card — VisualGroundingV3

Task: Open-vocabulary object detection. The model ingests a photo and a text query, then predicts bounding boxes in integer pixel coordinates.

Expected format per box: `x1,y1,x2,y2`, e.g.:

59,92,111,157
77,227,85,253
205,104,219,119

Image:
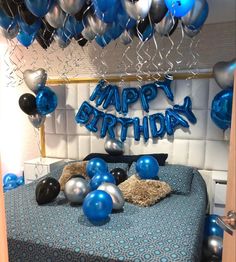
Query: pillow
83,153,168,167
118,175,171,207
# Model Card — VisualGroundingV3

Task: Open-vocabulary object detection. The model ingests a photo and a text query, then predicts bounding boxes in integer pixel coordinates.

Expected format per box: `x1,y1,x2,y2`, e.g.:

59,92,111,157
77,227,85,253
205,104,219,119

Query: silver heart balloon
104,138,124,156
45,3,66,29
23,68,47,94
121,0,152,20
58,0,85,15
64,178,91,204
86,13,108,36
82,26,96,41
155,12,177,36
120,30,133,45
213,59,236,90
28,114,46,129
149,0,168,24
98,183,125,210
1,26,18,40
183,24,200,38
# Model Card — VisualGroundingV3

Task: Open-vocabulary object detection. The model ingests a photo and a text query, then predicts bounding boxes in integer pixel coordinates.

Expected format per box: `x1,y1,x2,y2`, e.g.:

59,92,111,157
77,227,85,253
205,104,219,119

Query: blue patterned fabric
5,166,207,262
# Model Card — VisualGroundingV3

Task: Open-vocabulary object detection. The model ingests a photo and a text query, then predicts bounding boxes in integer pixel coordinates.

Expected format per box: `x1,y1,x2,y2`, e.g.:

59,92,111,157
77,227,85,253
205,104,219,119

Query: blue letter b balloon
136,155,159,180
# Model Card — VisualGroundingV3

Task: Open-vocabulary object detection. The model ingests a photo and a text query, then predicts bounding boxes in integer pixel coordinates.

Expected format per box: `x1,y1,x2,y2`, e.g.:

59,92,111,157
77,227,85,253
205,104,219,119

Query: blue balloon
155,75,174,101
36,87,58,115
140,83,158,112
75,101,94,124
83,190,113,222
165,0,195,17
4,181,18,191
211,89,233,130
89,80,110,106
204,214,224,238
90,172,116,190
0,9,17,30
18,17,41,35
16,176,25,186
86,108,104,132
139,24,154,42
100,113,117,139
149,113,166,138
25,0,54,17
95,35,112,48
105,23,124,40
103,85,121,112
116,4,136,30
133,117,149,142
93,0,117,12
136,155,160,179
17,29,36,47
55,28,72,44
3,173,17,186
95,2,120,23
64,16,84,37
117,117,133,141
86,158,108,178
122,88,139,114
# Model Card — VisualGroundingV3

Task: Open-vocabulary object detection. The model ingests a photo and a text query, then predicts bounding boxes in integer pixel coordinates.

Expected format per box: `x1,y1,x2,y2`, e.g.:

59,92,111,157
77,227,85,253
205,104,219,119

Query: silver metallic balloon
28,114,46,129
149,0,168,24
121,0,152,20
203,236,223,260
155,12,177,36
45,3,66,29
120,30,133,45
0,26,18,40
58,0,85,15
54,34,71,48
105,138,124,156
213,58,236,90
23,68,47,94
98,183,125,210
64,178,91,204
183,24,200,38
82,26,96,41
86,13,108,36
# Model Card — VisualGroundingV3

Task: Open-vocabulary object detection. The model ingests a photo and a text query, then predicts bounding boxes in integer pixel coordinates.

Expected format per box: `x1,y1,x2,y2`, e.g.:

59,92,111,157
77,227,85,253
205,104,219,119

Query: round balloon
3,173,17,186
204,214,224,238
110,168,128,185
203,236,223,261
36,87,58,115
86,158,108,178
164,0,195,17
45,3,66,29
149,0,168,24
58,0,85,15
19,93,37,115
121,0,152,20
25,0,53,17
90,172,116,190
136,155,159,179
83,190,113,222
104,138,124,156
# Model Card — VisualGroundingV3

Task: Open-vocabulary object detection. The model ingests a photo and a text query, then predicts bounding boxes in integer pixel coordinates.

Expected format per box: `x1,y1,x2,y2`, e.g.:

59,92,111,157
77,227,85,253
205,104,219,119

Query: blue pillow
108,163,129,172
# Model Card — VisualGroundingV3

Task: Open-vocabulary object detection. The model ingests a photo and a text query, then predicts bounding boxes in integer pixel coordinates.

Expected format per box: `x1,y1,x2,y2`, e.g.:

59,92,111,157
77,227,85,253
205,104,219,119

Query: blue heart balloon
0,9,17,30
36,87,58,115
165,0,195,18
25,0,55,17
17,30,37,47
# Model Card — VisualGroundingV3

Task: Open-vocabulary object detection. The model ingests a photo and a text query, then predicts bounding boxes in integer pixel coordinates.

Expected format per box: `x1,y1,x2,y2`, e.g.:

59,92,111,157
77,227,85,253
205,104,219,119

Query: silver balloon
121,0,152,20
149,0,168,24
82,26,96,41
64,178,91,204
58,0,85,15
213,58,236,90
183,24,200,38
120,30,133,45
203,236,223,260
105,138,124,156
28,114,46,129
45,3,66,29
155,12,177,36
54,34,71,48
23,68,47,94
86,13,108,36
98,183,125,210
0,26,18,40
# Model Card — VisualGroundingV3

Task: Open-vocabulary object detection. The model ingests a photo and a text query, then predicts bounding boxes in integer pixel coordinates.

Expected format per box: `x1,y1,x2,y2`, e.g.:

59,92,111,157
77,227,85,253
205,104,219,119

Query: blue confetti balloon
165,0,195,17
86,158,108,178
3,173,17,187
83,190,113,222
90,172,116,190
36,87,58,115
136,156,159,179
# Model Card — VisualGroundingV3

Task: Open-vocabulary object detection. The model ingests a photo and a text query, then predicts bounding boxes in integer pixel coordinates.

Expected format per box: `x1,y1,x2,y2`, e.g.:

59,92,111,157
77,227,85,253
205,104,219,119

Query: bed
5,164,207,262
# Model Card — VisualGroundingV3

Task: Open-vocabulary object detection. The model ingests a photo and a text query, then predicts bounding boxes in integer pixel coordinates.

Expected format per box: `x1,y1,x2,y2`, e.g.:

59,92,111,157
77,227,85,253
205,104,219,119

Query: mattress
5,168,207,262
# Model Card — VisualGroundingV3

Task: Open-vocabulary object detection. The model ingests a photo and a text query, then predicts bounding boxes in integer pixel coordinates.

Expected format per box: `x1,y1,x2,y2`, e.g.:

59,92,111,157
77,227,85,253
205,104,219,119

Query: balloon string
175,22,184,67
150,32,161,81
165,34,174,74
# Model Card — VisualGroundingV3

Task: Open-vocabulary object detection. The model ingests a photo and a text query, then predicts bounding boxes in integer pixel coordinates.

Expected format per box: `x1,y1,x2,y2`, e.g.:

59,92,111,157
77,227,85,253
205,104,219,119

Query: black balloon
18,3,37,25
110,168,128,185
36,20,55,49
74,2,91,21
35,177,60,205
19,93,38,115
0,0,19,18
74,34,88,47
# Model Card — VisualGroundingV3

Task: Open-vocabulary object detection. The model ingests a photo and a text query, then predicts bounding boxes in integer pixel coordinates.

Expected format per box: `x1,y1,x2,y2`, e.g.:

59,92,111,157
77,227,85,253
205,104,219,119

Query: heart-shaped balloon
23,68,47,94
35,177,60,205
213,59,236,90
121,0,152,20
28,113,46,128
58,0,85,15
45,3,66,29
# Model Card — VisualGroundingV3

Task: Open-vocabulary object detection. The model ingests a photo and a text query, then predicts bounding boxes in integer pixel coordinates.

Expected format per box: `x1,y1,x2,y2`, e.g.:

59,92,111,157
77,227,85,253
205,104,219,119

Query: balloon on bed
0,0,209,48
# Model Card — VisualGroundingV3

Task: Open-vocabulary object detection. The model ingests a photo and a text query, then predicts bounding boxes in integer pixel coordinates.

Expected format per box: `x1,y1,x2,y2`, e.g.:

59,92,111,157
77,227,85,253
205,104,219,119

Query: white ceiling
206,0,236,24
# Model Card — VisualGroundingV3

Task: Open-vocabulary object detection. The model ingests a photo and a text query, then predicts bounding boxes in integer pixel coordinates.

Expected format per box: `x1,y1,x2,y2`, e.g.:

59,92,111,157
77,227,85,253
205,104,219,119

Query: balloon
23,68,47,94
120,30,133,45
100,113,117,138
173,96,197,124
204,214,224,238
75,34,88,46
28,113,46,128
95,35,111,48
136,155,160,179
93,0,117,13
16,29,36,47
64,15,84,37
213,58,236,90
74,2,91,21
182,0,208,30
102,85,121,112
149,113,166,138
0,0,18,18
203,236,223,261
45,3,66,29
86,13,108,36
105,23,123,40
0,26,18,40
0,8,18,30
81,26,96,41
3,181,18,191
104,138,124,156
75,101,94,124
165,108,189,135
90,172,116,190
83,190,113,222
64,177,91,204
36,87,58,115
19,93,37,115
54,33,71,48
16,176,24,186
36,20,55,49
95,1,120,23
3,173,17,186
86,107,104,132
149,0,168,24
182,24,200,37
121,0,152,20
58,0,85,15
116,4,136,30
135,16,154,42
155,12,178,36
117,117,133,142
35,177,60,205
18,17,41,35
90,80,110,106
110,168,128,185
18,3,37,26
140,83,158,112
98,183,125,210
86,158,108,178
211,89,233,130
164,0,195,18
25,0,54,17
133,116,149,142
121,88,139,114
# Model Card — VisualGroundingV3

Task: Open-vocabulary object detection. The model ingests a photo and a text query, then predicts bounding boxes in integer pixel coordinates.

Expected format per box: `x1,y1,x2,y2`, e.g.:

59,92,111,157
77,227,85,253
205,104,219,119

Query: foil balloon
98,182,125,210
149,0,168,24
120,30,133,45
133,117,149,142
86,13,108,36
54,34,71,48
86,158,108,178
136,155,160,179
0,26,18,39
82,26,96,41
58,0,85,15
104,138,124,156
183,24,200,37
36,87,58,115
121,0,152,20
100,114,117,138
149,113,166,138
155,12,178,36
95,35,111,48
16,176,24,186
64,177,91,204
117,117,133,142
28,113,46,128
213,58,236,90
25,0,54,17
16,29,36,47
90,172,116,190
3,173,17,186
140,83,158,112
211,89,233,130
19,93,37,115
45,3,66,29
164,0,195,18
122,88,139,114
0,8,17,30
203,236,223,261
23,68,47,94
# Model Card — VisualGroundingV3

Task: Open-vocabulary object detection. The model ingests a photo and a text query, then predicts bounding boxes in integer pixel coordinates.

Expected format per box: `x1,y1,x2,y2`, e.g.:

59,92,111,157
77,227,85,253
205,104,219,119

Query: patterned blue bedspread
5,168,207,262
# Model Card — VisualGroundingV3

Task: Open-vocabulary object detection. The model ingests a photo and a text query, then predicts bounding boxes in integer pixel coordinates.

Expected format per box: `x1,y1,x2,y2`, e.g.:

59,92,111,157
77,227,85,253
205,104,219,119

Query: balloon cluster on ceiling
0,0,209,49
